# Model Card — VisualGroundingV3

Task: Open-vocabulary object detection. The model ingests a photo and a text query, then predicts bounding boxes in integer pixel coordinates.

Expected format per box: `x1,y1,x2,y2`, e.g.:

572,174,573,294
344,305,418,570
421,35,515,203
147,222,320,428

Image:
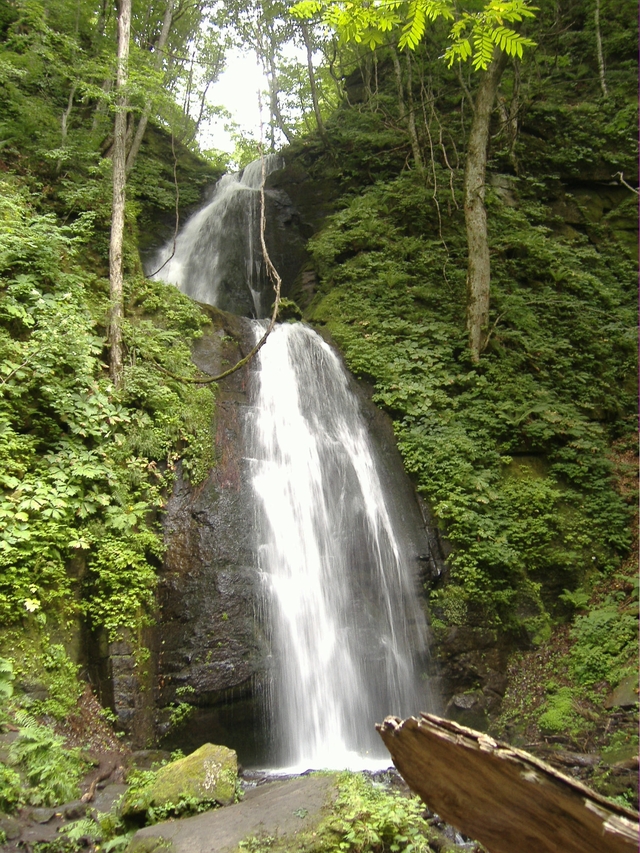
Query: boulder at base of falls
122,743,237,818
126,774,340,853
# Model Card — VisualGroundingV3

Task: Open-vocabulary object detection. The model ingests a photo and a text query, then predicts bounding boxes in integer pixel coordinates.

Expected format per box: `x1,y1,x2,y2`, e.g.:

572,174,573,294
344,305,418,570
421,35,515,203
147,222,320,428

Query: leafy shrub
0,176,216,640
569,597,638,687
0,656,14,701
321,772,432,853
9,712,88,806
0,762,23,812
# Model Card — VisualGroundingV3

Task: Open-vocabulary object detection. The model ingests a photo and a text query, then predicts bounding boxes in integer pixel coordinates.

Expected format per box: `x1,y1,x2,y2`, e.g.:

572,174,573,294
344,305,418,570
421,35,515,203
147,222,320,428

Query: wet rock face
435,626,515,730
156,311,268,726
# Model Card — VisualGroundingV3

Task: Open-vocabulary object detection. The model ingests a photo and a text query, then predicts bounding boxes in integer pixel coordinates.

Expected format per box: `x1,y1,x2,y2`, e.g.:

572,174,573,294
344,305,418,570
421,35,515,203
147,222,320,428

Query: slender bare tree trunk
594,0,608,96
300,21,327,142
465,49,508,363
265,33,292,147
126,0,174,174
56,83,77,174
405,52,424,172
392,48,426,171
390,47,406,119
109,0,132,388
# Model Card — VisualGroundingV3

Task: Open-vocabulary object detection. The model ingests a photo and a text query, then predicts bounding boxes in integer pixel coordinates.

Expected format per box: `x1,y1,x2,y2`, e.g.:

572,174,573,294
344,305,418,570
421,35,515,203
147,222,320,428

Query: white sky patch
199,42,309,155
200,47,268,153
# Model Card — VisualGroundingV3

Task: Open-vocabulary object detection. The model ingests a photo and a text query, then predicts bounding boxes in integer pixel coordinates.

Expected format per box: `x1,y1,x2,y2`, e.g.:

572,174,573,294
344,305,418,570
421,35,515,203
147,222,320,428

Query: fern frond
399,3,427,51
472,30,495,70
60,817,101,843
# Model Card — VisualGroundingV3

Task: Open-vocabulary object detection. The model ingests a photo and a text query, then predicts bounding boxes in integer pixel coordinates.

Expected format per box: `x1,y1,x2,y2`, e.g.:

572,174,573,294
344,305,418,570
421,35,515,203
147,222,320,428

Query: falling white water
149,155,283,316
245,322,436,771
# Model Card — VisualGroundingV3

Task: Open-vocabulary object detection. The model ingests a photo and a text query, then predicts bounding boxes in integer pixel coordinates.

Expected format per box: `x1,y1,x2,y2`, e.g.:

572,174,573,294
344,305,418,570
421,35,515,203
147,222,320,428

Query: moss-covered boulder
122,743,237,818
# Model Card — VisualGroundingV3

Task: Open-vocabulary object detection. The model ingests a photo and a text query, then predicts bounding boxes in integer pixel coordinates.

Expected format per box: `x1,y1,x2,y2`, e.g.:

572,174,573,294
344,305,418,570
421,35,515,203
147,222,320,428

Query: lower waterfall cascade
245,321,437,770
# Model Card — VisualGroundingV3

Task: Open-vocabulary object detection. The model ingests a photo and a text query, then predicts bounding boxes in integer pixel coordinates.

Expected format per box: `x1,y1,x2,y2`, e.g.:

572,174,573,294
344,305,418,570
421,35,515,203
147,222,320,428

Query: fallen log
377,714,639,853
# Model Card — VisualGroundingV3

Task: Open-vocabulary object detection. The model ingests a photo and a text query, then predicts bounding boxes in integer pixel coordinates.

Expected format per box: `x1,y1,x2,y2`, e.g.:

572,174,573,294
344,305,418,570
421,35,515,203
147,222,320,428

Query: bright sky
201,47,268,154
199,41,309,156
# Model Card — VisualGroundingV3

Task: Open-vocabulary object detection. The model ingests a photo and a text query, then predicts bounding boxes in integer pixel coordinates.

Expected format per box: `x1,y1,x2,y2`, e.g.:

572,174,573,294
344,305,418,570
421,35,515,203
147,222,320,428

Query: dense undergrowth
308,173,635,638
0,0,224,821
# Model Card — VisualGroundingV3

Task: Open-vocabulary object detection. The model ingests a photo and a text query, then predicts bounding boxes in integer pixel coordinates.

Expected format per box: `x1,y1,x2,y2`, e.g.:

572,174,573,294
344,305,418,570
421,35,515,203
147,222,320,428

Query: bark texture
378,714,639,853
594,0,608,96
125,0,174,175
300,22,326,143
464,50,507,363
108,0,132,388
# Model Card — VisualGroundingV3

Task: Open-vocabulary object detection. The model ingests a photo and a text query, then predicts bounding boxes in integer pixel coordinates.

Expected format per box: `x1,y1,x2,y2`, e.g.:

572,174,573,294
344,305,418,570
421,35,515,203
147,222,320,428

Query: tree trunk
390,47,406,119
405,52,424,172
264,27,292,147
126,0,174,174
56,83,77,174
464,49,507,363
108,0,132,388
378,714,639,853
300,21,327,142
594,0,608,96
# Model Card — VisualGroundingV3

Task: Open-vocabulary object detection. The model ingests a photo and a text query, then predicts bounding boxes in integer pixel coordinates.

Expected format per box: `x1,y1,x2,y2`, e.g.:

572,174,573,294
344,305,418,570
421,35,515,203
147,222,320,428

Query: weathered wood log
377,714,639,853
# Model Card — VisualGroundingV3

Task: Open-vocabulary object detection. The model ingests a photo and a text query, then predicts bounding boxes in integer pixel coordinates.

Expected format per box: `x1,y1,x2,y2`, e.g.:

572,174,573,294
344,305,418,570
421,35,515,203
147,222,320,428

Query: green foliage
0,656,14,701
308,161,635,632
59,816,101,844
25,643,83,719
292,0,537,69
168,700,195,730
537,685,580,735
324,772,432,853
0,174,216,639
0,761,23,812
569,594,638,687
8,711,88,806
237,772,438,853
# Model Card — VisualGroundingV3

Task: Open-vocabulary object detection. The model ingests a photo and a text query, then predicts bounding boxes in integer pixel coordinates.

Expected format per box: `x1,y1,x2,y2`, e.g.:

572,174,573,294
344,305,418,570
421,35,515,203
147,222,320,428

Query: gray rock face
127,774,340,853
156,312,266,728
438,626,514,730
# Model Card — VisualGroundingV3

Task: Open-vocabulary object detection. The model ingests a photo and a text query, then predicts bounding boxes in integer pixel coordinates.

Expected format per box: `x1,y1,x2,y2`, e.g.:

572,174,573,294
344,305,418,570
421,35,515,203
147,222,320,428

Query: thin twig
0,350,41,388
611,171,639,195
147,132,181,278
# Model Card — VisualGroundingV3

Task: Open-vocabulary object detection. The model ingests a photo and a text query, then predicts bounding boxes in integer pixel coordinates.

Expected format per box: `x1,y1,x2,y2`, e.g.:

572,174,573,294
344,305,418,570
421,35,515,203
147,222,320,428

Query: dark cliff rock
155,308,268,750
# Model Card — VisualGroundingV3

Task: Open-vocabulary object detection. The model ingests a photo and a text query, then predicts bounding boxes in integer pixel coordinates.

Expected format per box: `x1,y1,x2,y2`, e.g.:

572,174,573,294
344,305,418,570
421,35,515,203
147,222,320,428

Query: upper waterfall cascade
245,322,436,770
149,154,284,317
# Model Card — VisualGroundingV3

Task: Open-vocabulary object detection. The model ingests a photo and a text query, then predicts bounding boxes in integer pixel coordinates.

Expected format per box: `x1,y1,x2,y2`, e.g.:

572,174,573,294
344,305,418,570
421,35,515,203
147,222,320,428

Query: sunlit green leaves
291,0,537,70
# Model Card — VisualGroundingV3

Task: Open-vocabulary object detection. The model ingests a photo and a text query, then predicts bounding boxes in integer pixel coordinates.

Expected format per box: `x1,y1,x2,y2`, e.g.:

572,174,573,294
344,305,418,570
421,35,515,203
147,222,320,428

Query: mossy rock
122,743,237,817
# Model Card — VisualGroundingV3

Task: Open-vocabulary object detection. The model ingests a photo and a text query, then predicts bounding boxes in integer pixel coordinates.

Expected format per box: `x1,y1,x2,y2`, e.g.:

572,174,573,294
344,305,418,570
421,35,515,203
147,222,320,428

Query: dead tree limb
377,713,639,853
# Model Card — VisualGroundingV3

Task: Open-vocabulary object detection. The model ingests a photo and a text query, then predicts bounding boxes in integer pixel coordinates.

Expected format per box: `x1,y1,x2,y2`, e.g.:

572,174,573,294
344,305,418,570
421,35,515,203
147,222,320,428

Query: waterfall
149,154,283,317
245,322,436,770
150,157,437,769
